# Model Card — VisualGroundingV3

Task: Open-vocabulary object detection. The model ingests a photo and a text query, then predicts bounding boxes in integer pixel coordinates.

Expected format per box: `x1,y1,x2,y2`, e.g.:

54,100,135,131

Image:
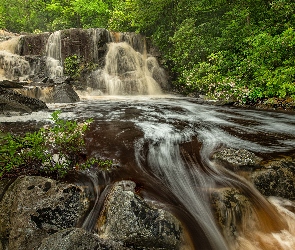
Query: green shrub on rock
0,111,112,179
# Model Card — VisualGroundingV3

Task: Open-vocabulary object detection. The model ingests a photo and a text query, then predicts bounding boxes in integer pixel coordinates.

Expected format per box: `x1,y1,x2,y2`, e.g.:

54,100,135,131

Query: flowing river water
1,30,295,249
1,95,295,250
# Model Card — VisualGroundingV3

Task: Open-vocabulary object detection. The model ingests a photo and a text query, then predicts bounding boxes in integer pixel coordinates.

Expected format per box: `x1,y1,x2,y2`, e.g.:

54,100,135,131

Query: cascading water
106,42,161,95
0,36,30,81
88,42,163,95
45,30,63,78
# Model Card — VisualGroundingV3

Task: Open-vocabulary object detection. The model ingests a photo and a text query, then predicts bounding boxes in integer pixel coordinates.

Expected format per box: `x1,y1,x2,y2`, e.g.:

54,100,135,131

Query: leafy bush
64,54,98,79
0,111,112,179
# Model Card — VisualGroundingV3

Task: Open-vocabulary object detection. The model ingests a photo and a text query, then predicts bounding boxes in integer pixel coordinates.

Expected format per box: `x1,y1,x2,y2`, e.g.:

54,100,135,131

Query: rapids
1,95,295,250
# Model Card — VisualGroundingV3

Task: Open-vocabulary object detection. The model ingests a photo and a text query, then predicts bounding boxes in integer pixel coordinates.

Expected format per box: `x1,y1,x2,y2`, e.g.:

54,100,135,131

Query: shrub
0,111,112,179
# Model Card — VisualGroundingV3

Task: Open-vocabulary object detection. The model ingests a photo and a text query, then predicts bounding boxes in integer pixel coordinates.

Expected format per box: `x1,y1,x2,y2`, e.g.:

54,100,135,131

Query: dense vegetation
1,0,295,103
0,111,113,179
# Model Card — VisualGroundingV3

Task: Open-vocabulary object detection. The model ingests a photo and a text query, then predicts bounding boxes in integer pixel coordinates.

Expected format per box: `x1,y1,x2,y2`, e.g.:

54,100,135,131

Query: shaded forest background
1,0,295,103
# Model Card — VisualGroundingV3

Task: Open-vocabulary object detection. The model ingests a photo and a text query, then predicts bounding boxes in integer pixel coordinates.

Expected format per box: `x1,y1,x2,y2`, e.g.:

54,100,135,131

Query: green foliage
1,0,295,103
64,54,98,79
0,111,112,179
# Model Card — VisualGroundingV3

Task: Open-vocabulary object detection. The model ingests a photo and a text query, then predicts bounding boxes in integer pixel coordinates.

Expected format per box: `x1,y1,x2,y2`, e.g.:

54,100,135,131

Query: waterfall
0,36,30,81
45,30,63,78
95,42,162,95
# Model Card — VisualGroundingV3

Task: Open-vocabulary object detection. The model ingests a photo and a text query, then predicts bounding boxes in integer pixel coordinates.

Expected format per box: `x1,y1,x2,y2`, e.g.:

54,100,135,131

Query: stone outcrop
0,86,48,114
97,180,183,249
0,176,90,250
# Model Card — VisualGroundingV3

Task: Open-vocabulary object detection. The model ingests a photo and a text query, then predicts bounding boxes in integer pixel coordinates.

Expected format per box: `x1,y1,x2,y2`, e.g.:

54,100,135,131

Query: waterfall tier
0,28,169,99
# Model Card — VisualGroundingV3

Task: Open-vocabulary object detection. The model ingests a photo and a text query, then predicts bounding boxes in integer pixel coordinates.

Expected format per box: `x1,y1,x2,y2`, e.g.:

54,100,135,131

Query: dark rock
251,159,295,200
52,83,80,103
0,80,24,88
38,228,126,250
97,180,183,249
0,176,90,250
0,86,48,114
17,33,50,56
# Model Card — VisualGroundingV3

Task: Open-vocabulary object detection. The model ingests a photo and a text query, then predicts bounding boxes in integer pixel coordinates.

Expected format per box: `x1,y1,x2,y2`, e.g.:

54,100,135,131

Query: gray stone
52,83,80,103
0,176,90,250
97,180,183,249
212,148,262,171
38,228,126,250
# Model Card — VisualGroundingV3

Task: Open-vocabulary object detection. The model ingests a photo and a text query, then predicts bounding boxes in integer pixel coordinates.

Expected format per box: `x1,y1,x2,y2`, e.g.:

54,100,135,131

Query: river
1,95,295,249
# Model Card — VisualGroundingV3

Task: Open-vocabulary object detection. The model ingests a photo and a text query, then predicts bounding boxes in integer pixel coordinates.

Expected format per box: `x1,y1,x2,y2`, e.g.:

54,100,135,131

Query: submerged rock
97,180,183,249
210,187,254,240
0,176,90,250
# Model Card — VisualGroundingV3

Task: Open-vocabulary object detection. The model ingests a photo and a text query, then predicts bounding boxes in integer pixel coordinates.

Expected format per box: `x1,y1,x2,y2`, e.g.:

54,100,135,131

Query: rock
0,176,90,250
52,83,80,103
0,80,24,88
0,86,48,114
0,179,13,202
97,180,183,249
212,148,262,171
251,159,295,200
38,228,126,250
210,187,254,240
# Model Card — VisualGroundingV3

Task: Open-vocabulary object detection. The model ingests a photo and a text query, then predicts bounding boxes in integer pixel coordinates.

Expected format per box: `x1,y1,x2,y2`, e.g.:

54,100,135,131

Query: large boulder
251,158,295,200
97,180,183,249
0,86,48,114
0,176,90,250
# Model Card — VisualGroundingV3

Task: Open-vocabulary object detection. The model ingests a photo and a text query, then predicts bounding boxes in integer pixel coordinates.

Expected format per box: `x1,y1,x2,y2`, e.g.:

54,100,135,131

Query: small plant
0,111,113,179
64,54,81,78
64,54,98,79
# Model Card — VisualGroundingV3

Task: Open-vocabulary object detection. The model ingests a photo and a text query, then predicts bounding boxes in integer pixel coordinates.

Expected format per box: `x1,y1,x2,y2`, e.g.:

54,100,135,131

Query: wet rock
52,83,80,103
98,180,183,249
38,228,126,250
251,159,295,200
0,80,24,88
0,176,90,250
210,187,254,240
212,148,262,171
0,86,48,114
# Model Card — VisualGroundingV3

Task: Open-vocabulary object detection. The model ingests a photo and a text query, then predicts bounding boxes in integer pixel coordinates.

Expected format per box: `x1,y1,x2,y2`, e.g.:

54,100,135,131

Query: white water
0,36,30,81
90,42,163,95
45,30,63,78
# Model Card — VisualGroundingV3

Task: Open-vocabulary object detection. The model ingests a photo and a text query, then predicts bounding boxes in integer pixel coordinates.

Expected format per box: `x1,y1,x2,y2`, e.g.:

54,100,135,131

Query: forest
1,0,295,104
